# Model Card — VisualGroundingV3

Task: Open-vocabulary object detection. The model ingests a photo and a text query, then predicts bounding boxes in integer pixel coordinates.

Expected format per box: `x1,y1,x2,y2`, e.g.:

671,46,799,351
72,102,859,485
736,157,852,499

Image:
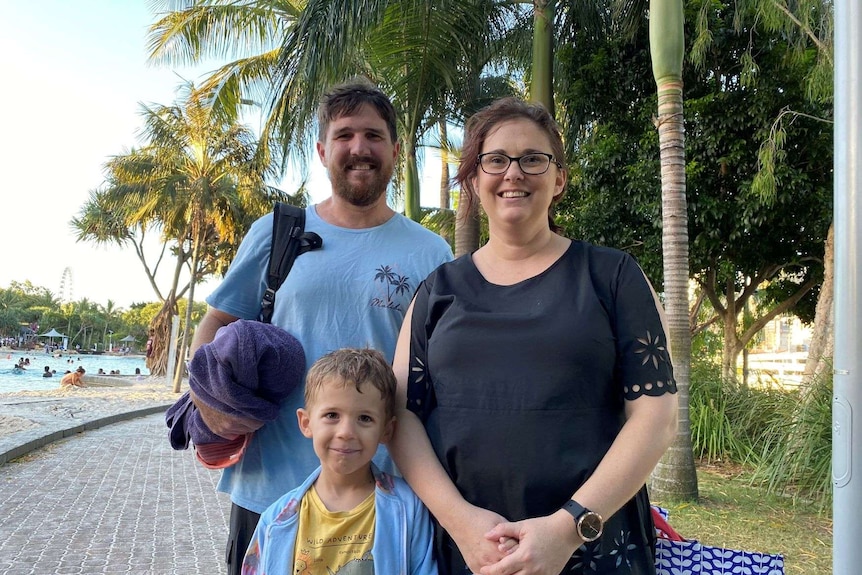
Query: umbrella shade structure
39,328,67,349
39,329,66,338
119,335,137,342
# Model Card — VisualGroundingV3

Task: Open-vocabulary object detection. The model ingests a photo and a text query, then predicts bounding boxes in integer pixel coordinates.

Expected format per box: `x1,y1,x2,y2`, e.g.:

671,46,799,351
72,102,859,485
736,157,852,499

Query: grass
652,462,832,575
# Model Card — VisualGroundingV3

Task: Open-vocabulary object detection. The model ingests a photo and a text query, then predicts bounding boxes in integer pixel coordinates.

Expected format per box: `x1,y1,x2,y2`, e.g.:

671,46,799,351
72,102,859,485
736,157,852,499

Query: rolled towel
188,320,306,422
165,391,223,450
165,320,305,468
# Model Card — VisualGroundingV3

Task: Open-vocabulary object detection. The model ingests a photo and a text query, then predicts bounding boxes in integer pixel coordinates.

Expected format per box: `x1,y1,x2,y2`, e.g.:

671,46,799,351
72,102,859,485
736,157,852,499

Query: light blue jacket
242,464,438,575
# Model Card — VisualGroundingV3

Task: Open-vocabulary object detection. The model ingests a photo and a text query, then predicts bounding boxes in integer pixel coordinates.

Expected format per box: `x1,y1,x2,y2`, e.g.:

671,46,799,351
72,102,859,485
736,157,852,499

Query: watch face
579,512,603,542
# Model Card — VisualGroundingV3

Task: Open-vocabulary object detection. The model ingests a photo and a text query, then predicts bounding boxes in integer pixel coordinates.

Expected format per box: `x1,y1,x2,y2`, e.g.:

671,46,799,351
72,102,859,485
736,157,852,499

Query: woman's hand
479,511,581,575
446,504,515,573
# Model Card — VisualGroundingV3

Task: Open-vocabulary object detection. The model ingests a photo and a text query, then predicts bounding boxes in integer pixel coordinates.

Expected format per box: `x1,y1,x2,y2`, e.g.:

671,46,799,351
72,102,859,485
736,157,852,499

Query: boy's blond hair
305,348,397,420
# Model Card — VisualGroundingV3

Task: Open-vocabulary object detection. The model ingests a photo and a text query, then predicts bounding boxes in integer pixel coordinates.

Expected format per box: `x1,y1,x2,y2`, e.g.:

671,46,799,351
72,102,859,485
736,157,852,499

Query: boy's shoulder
261,468,319,525
371,467,398,494
371,466,422,505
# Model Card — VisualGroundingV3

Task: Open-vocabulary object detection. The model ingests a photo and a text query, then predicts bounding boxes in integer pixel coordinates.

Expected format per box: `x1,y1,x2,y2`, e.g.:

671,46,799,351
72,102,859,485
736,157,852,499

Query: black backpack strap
259,202,323,323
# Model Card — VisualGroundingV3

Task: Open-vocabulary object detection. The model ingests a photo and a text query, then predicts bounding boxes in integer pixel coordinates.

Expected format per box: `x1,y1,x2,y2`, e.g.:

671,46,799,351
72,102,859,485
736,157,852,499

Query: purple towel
165,391,223,449
165,320,305,450
188,320,306,422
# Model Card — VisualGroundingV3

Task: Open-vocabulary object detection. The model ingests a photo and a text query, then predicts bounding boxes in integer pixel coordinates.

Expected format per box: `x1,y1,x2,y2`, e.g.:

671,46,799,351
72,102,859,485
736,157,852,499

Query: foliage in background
555,0,832,385
147,0,522,222
689,357,779,464
688,348,832,508
0,281,204,354
752,370,833,509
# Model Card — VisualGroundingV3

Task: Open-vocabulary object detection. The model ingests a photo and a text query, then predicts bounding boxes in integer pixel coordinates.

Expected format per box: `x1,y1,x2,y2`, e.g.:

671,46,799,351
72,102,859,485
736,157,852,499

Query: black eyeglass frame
476,152,563,175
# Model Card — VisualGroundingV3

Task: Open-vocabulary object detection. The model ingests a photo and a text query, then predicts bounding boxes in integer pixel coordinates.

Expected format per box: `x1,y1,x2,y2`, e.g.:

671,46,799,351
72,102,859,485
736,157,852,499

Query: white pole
166,315,180,389
833,1,862,573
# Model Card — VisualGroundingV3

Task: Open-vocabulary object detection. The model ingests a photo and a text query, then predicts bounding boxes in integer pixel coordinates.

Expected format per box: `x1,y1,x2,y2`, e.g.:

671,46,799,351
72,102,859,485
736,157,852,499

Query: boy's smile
297,380,394,484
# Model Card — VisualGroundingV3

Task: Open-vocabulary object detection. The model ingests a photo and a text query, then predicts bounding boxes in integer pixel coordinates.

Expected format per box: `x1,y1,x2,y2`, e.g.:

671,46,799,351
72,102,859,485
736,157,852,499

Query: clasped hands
452,505,580,575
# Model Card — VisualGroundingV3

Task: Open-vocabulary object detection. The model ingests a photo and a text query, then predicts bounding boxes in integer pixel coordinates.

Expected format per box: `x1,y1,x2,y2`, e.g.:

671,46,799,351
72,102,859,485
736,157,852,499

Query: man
189,78,453,575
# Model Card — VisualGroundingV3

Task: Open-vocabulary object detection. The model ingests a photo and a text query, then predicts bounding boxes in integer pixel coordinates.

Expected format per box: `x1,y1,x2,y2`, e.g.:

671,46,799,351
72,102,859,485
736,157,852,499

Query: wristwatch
562,500,604,542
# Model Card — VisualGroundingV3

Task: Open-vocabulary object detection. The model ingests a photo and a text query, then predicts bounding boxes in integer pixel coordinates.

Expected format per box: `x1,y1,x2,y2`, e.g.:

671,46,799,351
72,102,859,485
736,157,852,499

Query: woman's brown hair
454,97,568,234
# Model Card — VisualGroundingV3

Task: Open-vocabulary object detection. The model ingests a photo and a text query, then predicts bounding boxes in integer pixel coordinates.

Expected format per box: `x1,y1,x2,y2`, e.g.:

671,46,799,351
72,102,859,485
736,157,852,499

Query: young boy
241,348,437,575
60,366,85,387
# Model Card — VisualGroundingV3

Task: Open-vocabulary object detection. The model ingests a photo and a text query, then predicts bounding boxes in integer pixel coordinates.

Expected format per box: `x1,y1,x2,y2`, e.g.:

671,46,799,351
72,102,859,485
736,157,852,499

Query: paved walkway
0,414,231,575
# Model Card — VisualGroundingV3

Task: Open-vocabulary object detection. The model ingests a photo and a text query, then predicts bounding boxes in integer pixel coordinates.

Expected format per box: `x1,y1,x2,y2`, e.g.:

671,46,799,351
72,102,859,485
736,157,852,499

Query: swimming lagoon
0,352,149,393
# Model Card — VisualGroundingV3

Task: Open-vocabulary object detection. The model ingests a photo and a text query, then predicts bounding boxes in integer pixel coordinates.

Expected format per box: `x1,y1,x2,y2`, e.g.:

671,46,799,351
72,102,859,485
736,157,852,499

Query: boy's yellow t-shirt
293,486,376,575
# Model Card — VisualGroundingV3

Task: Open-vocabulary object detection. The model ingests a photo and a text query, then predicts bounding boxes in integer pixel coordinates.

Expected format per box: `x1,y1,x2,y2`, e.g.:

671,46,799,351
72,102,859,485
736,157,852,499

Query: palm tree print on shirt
372,265,412,311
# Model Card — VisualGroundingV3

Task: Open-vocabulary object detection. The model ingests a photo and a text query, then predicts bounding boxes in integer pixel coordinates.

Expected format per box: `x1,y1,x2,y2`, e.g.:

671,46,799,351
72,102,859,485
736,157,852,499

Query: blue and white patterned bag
652,507,785,575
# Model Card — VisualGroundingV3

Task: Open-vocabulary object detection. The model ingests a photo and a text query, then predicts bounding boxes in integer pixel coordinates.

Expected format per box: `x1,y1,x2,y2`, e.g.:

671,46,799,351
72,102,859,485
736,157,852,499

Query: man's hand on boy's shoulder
190,390,264,439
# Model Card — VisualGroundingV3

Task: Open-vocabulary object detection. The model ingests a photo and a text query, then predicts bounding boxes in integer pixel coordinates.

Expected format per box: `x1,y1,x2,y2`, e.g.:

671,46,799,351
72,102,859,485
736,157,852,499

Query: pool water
0,353,150,393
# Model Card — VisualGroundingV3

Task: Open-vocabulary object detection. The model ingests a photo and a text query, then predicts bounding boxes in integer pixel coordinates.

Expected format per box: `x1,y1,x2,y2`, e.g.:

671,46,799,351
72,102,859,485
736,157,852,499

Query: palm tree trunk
454,190,480,257
646,0,698,502
438,120,454,246
149,294,177,377
439,120,451,210
531,0,555,114
173,226,204,393
404,138,422,221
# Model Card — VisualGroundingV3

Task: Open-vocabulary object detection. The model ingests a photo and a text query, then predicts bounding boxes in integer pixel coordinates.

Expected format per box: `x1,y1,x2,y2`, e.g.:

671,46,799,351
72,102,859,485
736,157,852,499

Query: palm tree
531,0,554,111
147,0,512,222
79,84,281,389
99,299,121,351
0,290,27,337
646,0,697,501
450,75,521,256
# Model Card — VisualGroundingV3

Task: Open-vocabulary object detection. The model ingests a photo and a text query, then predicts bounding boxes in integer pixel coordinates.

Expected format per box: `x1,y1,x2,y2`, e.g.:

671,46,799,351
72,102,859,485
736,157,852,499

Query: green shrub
690,359,794,460
751,371,833,508
690,360,746,462
689,354,833,509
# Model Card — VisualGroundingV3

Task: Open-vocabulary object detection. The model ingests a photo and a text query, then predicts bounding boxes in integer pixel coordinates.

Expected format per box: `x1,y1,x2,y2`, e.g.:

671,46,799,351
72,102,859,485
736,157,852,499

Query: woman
390,98,678,575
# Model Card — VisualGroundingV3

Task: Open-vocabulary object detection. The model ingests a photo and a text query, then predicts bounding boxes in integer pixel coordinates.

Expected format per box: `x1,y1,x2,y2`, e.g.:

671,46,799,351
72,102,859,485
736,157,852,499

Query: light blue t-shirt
206,204,452,513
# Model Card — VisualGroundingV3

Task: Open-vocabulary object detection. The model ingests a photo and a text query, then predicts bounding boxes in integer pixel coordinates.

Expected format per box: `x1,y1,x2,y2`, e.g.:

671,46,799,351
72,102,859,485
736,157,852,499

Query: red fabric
195,433,252,469
651,507,686,542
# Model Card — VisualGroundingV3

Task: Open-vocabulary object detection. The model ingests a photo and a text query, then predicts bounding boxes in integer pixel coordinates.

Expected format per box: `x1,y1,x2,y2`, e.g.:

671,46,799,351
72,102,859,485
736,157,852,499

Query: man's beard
330,158,393,207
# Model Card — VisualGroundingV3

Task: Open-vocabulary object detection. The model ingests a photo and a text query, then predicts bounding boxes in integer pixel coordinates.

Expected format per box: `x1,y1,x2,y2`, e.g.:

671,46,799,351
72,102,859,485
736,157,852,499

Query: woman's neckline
470,236,573,286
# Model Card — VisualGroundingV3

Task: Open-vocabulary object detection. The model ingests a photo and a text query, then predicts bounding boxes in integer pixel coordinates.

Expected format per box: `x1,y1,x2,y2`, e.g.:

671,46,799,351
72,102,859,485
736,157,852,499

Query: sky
0,1,444,309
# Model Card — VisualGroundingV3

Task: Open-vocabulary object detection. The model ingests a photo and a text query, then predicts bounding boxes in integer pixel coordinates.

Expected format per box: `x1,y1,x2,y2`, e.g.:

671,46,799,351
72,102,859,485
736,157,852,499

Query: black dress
407,241,677,575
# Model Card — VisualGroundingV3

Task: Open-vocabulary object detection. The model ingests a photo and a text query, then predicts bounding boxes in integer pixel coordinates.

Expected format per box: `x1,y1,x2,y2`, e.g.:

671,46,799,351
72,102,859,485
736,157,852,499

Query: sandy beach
0,375,181,439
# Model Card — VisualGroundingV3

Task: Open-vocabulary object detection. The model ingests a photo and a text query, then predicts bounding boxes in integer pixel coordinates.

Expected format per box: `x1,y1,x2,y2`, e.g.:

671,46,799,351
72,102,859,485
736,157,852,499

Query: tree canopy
556,0,832,379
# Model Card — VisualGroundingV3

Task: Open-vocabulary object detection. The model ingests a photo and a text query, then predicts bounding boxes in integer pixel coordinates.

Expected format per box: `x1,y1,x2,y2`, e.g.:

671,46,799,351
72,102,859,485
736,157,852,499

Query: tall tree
74,84,282,386
736,0,834,385
647,0,698,502
560,0,831,378
147,0,509,223
683,2,832,382
531,0,554,111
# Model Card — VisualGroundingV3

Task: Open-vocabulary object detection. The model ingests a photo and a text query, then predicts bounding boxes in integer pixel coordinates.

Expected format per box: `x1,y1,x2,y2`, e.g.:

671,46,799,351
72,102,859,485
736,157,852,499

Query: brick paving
0,414,230,575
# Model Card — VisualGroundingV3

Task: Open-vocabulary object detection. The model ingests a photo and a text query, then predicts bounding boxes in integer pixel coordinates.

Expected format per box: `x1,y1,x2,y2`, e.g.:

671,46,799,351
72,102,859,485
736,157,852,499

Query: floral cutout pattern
569,528,646,574
624,329,677,400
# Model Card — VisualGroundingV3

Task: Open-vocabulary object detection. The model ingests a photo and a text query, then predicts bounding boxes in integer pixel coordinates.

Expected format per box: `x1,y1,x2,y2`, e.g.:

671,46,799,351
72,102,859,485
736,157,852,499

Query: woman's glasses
477,152,561,175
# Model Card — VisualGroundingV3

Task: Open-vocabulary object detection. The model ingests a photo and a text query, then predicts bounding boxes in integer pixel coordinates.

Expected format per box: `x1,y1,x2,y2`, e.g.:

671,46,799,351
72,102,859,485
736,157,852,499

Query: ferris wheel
58,267,74,303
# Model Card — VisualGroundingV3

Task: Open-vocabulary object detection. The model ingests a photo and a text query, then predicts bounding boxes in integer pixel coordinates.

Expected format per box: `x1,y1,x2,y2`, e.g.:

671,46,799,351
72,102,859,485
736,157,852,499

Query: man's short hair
305,348,397,420
317,77,398,143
